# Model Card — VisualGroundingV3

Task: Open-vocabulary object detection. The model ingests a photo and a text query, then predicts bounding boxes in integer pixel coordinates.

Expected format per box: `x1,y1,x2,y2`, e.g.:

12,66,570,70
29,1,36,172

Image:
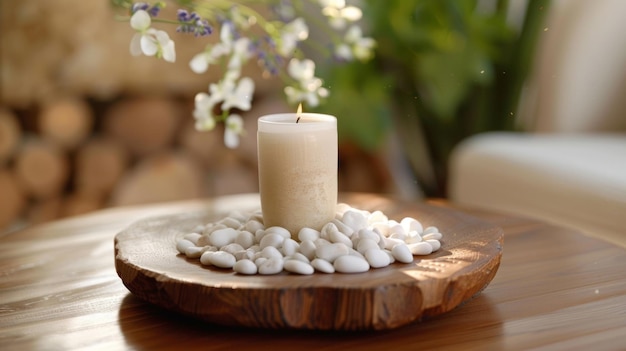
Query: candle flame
296,103,302,123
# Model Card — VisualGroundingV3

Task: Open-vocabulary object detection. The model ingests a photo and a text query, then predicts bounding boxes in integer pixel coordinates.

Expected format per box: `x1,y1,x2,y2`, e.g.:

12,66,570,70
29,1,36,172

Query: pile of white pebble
176,203,443,275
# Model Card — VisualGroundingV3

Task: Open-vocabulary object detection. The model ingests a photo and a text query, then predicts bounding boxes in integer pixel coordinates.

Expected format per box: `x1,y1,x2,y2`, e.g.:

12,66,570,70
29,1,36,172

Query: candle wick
296,116,301,123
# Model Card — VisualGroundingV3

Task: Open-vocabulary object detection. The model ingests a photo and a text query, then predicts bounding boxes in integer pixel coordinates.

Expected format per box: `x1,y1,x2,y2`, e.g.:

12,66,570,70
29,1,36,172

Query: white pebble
219,217,241,229
234,230,255,249
367,210,388,224
261,246,283,260
183,232,202,245
383,237,405,250
364,248,391,268
221,243,244,255
374,229,387,249
331,219,354,237
356,238,379,254
335,203,352,217
311,258,335,273
244,220,265,234
175,207,445,276
264,226,291,239
422,232,443,241
320,222,336,240
334,255,370,273
401,217,423,234
200,251,215,266
184,246,203,258
315,243,350,263
284,260,314,275
254,229,266,243
391,244,413,263
233,259,257,275
425,239,441,251
209,228,239,247
388,223,405,237
176,239,195,254
192,224,205,233
357,228,380,243
371,222,390,236
341,210,368,231
348,248,365,259
260,233,285,249
299,240,317,260
209,251,236,268
408,242,433,255
258,257,283,275
201,245,217,253
234,249,254,261
423,226,439,235
329,228,353,248
314,238,331,247
285,253,309,263
384,249,395,263
227,210,247,223
281,238,299,256
254,257,268,267
197,235,211,247
203,224,226,235
389,232,406,241
298,227,320,242
406,232,423,244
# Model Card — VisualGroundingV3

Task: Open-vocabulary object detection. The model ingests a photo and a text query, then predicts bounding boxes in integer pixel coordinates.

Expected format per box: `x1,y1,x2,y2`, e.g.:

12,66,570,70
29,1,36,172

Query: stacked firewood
0,94,284,232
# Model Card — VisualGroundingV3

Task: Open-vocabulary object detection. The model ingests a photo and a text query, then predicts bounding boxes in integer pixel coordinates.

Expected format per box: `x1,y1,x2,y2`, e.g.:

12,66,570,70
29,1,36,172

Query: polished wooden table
1,193,625,350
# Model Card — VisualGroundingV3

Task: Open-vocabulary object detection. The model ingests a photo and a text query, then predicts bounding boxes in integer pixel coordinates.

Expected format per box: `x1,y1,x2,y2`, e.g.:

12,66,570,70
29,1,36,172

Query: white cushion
448,132,626,247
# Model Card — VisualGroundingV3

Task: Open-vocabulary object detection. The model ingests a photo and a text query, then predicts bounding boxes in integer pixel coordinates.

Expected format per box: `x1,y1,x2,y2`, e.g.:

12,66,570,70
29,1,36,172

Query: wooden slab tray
114,194,503,330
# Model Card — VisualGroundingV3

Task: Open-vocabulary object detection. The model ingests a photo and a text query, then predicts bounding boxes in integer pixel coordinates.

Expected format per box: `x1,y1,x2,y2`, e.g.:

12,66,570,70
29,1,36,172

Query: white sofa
448,0,626,247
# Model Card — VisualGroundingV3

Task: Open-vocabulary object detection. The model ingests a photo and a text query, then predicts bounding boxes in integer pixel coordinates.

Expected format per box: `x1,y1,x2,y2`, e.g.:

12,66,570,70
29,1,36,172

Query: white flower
277,18,309,56
335,43,352,60
228,38,252,70
193,92,218,131
224,114,244,148
193,73,254,135
130,9,151,31
285,58,328,107
221,77,255,111
129,10,176,62
287,58,315,82
189,22,251,74
318,0,346,8
335,25,375,61
320,0,362,30
189,53,211,74
189,42,230,74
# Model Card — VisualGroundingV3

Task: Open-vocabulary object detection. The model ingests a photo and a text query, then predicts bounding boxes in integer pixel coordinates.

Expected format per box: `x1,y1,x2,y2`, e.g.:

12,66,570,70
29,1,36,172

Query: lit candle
257,108,337,239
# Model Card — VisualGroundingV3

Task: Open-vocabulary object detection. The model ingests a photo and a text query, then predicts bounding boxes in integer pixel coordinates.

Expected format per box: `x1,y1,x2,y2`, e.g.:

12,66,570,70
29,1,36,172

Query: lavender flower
176,9,212,36
131,2,162,17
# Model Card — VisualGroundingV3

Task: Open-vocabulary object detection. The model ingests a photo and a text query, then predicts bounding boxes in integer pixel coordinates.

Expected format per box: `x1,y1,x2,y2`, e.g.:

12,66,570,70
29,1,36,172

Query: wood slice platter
114,194,503,330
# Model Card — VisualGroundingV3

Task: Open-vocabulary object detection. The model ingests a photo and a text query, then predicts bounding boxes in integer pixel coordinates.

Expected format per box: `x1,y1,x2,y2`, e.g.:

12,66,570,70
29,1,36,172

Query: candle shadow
117,292,503,349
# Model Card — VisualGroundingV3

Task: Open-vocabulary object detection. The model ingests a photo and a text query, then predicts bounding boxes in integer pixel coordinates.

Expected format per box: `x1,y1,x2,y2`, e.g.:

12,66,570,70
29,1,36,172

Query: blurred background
1,0,625,242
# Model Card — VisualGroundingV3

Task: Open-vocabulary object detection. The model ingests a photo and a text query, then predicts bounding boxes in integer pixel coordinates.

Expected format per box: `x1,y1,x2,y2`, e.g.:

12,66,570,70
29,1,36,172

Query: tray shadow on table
117,291,504,349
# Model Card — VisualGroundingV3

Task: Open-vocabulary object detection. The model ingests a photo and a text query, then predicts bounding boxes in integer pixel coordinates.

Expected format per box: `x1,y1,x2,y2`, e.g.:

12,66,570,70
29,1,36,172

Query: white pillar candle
257,113,337,238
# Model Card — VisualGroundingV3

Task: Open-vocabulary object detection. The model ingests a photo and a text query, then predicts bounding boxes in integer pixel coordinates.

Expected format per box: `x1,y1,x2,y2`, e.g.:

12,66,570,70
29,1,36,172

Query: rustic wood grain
1,193,625,350
114,196,503,330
